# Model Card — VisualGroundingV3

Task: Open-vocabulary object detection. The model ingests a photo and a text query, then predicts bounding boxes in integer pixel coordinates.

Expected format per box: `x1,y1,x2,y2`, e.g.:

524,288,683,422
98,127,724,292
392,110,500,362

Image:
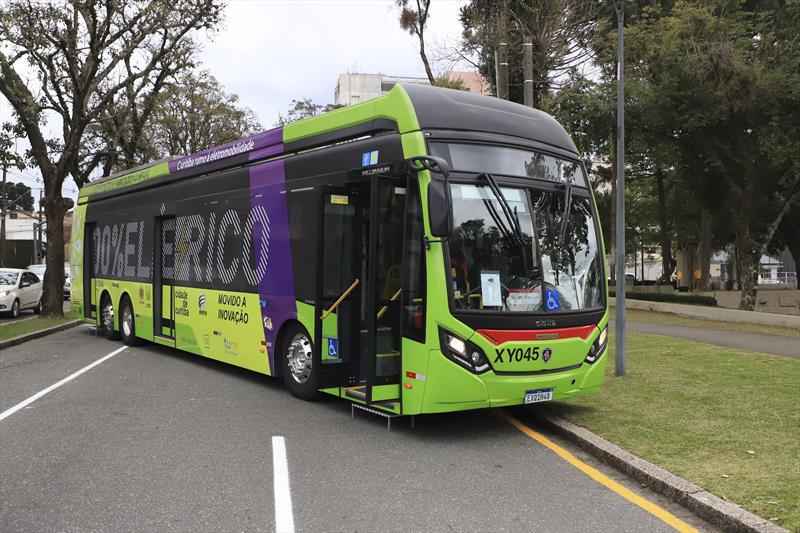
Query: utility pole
522,39,534,107
615,4,626,376
0,164,6,267
34,188,43,264
495,2,509,100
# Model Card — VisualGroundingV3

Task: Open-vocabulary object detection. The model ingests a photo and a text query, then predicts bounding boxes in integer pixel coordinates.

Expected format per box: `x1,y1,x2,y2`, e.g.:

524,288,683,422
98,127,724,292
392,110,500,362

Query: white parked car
26,263,71,300
0,268,44,318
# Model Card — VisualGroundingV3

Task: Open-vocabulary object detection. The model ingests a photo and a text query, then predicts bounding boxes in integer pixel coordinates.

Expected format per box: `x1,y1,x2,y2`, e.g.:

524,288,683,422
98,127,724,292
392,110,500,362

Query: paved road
1,328,714,532
611,319,800,359
0,299,71,324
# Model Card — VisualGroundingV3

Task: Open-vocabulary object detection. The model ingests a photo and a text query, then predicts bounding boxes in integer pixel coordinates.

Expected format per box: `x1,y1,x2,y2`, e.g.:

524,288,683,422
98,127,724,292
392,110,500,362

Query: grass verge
550,331,800,530
0,316,77,342
616,307,800,338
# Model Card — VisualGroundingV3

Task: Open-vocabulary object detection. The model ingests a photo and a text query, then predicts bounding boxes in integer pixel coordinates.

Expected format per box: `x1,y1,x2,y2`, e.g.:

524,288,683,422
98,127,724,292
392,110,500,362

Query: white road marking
0,346,128,422
272,436,295,533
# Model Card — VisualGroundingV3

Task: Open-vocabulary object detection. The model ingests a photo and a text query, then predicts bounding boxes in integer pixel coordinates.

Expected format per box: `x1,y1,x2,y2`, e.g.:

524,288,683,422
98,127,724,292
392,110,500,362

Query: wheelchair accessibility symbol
545,290,561,311
327,338,339,359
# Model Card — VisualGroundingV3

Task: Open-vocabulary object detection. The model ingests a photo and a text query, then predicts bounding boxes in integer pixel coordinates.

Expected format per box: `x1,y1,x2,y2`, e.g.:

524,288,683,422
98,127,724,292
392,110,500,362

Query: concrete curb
0,319,81,350
536,410,788,533
609,297,800,329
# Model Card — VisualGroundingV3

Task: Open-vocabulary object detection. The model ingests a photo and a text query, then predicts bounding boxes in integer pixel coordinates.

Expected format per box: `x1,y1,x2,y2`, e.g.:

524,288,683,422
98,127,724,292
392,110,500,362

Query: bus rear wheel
281,324,318,401
120,296,141,346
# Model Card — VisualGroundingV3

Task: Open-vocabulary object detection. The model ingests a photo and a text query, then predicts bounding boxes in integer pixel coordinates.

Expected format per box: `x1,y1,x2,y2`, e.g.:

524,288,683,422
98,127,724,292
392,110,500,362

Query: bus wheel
120,296,141,346
281,324,318,400
100,294,120,340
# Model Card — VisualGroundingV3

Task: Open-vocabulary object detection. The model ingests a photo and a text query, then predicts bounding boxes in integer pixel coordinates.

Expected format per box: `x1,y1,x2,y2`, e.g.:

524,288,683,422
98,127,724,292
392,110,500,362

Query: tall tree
1,119,29,265
459,0,601,104
622,2,800,308
396,0,436,84
85,69,261,169
0,182,34,212
0,0,223,316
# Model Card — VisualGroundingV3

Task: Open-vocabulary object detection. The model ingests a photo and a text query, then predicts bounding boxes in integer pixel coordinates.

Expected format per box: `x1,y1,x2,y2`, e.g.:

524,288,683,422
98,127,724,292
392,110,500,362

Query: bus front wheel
99,294,120,340
281,323,319,401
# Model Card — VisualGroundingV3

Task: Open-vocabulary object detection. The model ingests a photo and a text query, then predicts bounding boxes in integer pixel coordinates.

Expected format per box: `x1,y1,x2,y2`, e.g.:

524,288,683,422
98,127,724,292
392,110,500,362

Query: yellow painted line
501,413,699,533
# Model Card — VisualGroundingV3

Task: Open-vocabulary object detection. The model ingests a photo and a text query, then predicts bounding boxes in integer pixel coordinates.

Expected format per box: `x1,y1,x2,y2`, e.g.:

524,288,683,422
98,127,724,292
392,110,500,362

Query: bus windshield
448,182,603,313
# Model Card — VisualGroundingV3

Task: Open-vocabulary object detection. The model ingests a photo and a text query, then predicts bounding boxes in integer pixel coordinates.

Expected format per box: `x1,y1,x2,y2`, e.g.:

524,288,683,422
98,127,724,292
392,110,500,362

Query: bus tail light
585,326,608,364
439,327,490,374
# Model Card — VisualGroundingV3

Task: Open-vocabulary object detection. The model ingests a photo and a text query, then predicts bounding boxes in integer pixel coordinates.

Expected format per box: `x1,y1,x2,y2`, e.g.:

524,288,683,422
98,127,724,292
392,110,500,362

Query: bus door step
350,402,412,431
376,350,400,377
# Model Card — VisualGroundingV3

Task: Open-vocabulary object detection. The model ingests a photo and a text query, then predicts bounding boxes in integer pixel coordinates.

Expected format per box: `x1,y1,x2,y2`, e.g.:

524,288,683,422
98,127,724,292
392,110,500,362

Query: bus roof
79,84,577,201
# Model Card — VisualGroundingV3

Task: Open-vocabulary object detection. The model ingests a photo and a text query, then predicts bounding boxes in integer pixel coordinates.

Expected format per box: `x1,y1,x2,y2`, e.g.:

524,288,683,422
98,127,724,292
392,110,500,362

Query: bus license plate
524,389,553,404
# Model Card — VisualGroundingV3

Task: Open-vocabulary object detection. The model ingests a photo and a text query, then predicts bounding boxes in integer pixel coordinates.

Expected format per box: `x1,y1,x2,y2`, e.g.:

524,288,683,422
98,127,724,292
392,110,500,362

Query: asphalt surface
611,319,800,359
0,327,715,532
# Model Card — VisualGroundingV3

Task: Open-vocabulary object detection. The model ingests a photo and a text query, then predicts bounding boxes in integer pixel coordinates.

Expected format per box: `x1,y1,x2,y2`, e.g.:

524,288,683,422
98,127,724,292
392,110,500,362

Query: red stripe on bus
476,325,597,345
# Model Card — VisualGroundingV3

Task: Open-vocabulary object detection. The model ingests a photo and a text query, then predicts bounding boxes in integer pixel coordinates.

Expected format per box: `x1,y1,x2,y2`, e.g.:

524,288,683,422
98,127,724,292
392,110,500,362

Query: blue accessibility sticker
361,150,379,166
545,290,561,311
327,337,339,359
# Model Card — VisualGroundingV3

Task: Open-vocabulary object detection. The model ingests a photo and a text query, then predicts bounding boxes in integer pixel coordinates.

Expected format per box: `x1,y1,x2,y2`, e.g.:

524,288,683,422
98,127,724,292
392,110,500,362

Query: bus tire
119,296,141,346
100,293,120,340
280,323,319,401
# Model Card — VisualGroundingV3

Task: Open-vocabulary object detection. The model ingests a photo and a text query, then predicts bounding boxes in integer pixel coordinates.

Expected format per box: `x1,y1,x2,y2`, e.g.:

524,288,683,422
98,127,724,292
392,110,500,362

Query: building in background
0,209,72,268
334,71,490,106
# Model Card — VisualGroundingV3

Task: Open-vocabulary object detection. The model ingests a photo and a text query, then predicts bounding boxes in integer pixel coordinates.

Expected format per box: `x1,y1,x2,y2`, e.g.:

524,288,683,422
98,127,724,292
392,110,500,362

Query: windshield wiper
557,180,573,248
479,173,525,246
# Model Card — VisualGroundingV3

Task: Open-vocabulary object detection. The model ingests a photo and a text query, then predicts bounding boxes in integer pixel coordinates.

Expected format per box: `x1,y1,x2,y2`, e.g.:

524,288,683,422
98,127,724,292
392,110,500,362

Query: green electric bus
71,84,608,416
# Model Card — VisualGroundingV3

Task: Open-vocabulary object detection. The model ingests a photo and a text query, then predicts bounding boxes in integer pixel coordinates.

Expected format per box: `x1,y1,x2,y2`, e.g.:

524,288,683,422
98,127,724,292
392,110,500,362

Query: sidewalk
610,319,800,359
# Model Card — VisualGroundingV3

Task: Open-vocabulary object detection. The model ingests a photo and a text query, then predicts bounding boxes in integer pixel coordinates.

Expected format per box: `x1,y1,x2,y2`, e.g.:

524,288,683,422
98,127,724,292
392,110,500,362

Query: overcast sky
1,0,468,206
201,0,467,127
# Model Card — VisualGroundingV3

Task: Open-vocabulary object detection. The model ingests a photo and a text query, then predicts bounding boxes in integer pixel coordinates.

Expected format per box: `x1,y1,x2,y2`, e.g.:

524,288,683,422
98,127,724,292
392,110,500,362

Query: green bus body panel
79,161,170,198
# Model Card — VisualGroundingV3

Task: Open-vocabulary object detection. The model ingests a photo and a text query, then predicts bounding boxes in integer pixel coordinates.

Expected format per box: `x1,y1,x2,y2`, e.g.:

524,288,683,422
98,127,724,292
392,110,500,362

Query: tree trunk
699,208,712,290
733,202,759,310
655,168,674,284
41,193,68,317
737,245,760,311
417,32,436,85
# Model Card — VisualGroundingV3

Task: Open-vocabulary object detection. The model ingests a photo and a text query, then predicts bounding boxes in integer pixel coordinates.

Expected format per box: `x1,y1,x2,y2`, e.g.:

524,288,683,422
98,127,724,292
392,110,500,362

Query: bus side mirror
409,156,450,179
427,179,452,238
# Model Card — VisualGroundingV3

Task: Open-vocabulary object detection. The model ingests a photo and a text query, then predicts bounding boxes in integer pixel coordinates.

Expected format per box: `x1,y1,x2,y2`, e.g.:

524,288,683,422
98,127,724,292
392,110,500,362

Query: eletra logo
198,294,207,316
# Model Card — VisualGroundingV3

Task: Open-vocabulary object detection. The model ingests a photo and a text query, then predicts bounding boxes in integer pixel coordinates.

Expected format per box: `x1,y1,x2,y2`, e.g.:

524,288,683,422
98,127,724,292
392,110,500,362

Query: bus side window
402,181,426,341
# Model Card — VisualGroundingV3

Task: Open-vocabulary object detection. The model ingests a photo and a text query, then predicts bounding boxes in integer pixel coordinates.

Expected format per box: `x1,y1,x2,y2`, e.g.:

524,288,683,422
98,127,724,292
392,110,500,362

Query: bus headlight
585,326,608,364
439,327,490,374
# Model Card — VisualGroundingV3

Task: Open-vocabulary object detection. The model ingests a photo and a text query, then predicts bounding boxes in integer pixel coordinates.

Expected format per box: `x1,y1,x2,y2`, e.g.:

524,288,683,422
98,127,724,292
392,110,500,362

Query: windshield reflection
448,183,602,313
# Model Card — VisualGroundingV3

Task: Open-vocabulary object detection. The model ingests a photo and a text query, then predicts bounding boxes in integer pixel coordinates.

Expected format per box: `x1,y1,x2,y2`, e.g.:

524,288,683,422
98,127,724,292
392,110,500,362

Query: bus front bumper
419,349,607,413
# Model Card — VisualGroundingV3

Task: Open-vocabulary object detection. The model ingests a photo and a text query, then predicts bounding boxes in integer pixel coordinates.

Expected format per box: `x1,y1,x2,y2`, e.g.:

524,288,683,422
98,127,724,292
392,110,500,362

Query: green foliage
432,75,466,90
459,0,601,105
0,181,34,212
0,121,28,172
276,99,343,126
145,70,262,160
608,291,717,306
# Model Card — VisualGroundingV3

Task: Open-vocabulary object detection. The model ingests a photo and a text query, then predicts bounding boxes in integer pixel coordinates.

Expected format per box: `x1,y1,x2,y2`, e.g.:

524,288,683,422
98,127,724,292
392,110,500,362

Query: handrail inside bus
376,288,403,320
320,278,360,320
